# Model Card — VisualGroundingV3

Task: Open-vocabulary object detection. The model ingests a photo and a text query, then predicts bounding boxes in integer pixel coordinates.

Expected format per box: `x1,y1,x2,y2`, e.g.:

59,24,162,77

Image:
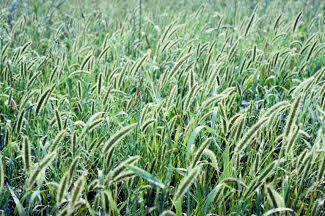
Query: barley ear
317,153,325,182
103,123,138,153
110,171,136,185
35,86,55,115
22,136,31,172
234,117,268,154
16,109,25,134
0,154,4,191
265,185,285,208
244,161,277,198
27,151,57,188
292,12,303,33
191,138,211,168
106,156,140,183
35,88,51,115
173,165,201,203
68,156,80,183
70,171,87,208
244,12,255,37
284,95,302,138
57,173,69,204
49,130,66,152
160,210,176,216
101,191,110,214
55,109,62,131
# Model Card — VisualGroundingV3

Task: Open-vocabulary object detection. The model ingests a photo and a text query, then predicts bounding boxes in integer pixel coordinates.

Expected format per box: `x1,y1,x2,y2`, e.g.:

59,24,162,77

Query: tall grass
0,0,324,215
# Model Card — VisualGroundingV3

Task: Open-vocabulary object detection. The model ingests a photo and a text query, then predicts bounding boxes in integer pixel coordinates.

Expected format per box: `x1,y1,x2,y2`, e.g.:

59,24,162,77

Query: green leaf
263,208,293,216
204,184,225,214
125,164,165,189
186,126,206,160
107,190,120,215
9,187,27,216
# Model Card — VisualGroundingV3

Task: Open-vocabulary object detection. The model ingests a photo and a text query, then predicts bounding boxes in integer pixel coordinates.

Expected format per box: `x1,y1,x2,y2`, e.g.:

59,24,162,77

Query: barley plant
0,0,325,215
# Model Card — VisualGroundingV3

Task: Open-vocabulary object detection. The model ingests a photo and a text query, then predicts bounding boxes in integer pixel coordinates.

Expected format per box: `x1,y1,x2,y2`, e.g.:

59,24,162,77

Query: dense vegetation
0,0,324,215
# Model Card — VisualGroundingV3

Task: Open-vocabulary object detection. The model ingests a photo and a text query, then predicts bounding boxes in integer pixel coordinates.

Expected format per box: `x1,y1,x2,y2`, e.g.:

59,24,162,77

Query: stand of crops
0,0,324,215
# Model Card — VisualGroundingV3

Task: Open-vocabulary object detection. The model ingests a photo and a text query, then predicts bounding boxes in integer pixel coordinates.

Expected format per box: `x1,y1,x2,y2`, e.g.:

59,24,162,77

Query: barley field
0,0,324,215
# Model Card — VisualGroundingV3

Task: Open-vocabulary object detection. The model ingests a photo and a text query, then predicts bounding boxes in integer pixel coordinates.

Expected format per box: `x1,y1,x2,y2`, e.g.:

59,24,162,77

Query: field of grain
0,0,324,215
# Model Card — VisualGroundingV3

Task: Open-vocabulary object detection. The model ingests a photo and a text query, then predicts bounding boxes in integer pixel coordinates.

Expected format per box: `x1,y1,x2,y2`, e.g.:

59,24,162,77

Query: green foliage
0,0,324,215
